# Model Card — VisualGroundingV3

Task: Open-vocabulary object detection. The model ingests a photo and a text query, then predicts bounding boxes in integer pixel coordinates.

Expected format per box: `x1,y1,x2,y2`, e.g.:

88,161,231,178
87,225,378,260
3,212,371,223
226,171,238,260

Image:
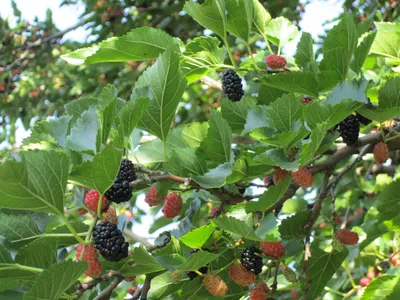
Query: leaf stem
97,193,104,218
11,232,88,243
60,214,87,244
2,264,43,273
342,264,357,288
222,37,237,70
245,42,261,71
324,286,346,297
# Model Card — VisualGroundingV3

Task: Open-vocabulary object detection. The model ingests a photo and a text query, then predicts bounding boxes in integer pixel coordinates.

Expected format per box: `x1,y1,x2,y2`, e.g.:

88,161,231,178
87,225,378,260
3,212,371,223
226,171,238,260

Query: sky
1,0,344,241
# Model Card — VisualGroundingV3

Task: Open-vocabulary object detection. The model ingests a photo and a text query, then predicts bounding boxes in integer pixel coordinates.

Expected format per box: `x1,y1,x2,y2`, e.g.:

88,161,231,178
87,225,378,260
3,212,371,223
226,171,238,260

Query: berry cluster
144,185,165,207
93,221,129,262
339,115,360,146
221,69,244,102
162,192,183,218
105,159,136,203
76,244,102,278
241,246,263,275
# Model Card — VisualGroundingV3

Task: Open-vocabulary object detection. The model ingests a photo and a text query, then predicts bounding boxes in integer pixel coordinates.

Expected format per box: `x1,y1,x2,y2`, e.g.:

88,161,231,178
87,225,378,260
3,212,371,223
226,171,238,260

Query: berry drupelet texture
93,221,129,262
265,54,286,69
228,263,256,286
221,69,244,102
241,246,263,275
260,241,285,258
339,115,360,146
105,159,136,203
373,142,389,164
335,228,359,245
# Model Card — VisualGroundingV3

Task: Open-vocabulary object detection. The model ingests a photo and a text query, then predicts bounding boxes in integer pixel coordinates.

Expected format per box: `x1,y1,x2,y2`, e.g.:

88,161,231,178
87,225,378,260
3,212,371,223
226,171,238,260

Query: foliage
1,0,400,299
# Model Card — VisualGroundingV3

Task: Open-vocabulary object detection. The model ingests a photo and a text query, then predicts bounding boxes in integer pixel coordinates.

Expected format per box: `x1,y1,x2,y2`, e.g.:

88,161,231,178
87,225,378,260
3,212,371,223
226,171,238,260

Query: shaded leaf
213,215,260,241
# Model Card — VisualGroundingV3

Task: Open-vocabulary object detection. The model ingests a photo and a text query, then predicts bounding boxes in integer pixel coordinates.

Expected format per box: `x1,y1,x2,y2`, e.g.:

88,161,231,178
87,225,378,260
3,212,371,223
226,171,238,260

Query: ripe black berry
356,112,372,125
93,222,129,262
186,249,209,280
339,115,360,146
241,246,263,275
105,159,136,203
221,69,244,102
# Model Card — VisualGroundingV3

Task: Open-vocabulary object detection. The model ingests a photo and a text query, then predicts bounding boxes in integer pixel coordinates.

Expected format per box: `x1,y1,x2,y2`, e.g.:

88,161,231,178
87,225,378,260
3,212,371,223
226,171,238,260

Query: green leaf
180,36,226,84
242,106,269,134
325,79,368,106
226,0,253,42
183,0,227,38
282,198,308,214
376,180,400,222
121,247,164,276
251,0,271,36
265,94,303,132
295,32,315,69
0,245,37,280
192,162,232,189
164,148,207,177
15,239,57,269
63,28,177,65
118,97,150,138
182,122,209,148
0,279,20,293
134,128,187,167
260,71,318,96
147,271,181,299
246,177,292,213
254,213,279,240
370,22,400,63
197,110,232,164
0,213,41,247
361,275,400,300
0,151,68,214
24,260,87,300
46,223,89,247
265,17,298,47
323,13,358,55
69,145,123,195
178,251,220,271
221,96,257,133
31,116,72,148
299,123,328,165
377,77,400,110
225,158,248,184
319,13,358,90
180,224,216,249
257,82,286,103
212,215,260,241
304,244,348,299
133,48,187,143
253,148,300,170
66,107,100,153
350,31,377,74
60,46,97,65
97,86,118,144
279,211,311,240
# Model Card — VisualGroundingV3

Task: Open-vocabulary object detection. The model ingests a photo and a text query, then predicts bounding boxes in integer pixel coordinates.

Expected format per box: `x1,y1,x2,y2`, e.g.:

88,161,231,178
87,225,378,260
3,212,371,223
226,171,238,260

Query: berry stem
214,259,236,274
384,133,400,142
60,214,88,244
342,264,357,288
222,37,238,70
245,42,261,71
193,270,205,276
11,264,43,273
97,193,104,218
84,216,99,245
261,33,273,54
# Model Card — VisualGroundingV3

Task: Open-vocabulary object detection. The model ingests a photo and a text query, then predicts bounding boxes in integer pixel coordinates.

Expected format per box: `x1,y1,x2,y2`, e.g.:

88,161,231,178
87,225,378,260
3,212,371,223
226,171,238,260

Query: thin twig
74,271,119,297
140,276,151,300
93,275,124,300
123,228,152,247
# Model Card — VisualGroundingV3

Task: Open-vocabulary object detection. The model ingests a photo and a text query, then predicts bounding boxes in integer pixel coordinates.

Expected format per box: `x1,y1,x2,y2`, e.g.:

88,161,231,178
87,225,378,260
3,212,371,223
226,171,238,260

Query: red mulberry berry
335,229,359,245
145,185,165,207
162,193,183,218
84,190,108,213
265,54,286,69
203,273,228,296
292,167,314,188
260,241,285,258
273,166,289,185
228,263,256,286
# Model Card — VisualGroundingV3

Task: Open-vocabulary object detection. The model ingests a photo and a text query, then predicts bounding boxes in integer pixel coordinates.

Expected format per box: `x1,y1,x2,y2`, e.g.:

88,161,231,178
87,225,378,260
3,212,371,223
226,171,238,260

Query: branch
199,76,222,91
93,275,124,300
74,271,119,297
123,228,152,247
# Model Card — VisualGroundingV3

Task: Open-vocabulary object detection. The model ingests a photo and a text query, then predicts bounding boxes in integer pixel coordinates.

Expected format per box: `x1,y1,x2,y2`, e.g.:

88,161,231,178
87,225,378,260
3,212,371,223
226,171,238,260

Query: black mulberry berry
93,222,129,262
221,69,244,102
186,249,209,280
241,246,263,275
356,112,372,126
105,159,136,203
339,115,360,146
